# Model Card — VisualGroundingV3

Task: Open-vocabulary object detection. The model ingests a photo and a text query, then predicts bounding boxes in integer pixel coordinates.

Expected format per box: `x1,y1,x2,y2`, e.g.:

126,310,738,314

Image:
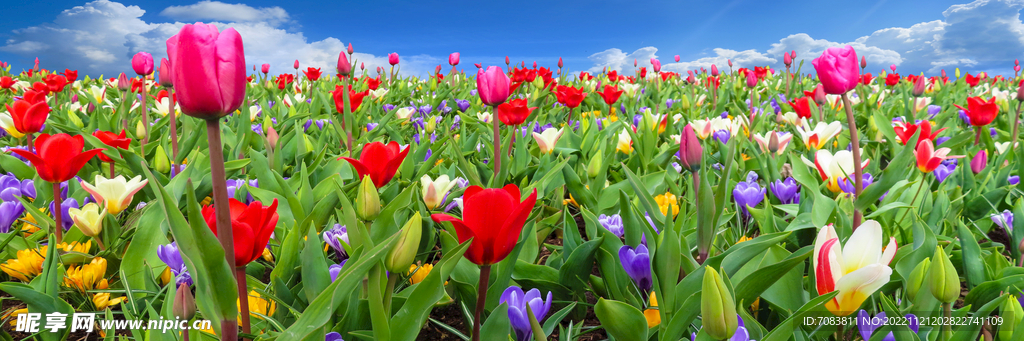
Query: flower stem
204,119,239,341
235,267,251,341
472,265,492,341
1012,100,1022,154
942,302,952,341
52,182,63,244
141,80,149,156
341,76,354,157
841,93,864,230
168,87,179,167
383,273,397,315
27,133,33,154
492,105,501,180
109,162,115,178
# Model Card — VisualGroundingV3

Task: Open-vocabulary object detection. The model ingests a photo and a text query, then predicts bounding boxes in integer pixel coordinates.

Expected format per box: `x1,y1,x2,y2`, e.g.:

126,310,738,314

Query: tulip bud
587,152,603,178
361,62,365,70
860,56,867,69
727,59,733,68
347,43,354,55
926,246,960,304
971,150,988,174
1017,83,1024,102
558,57,564,68
711,64,719,77
906,258,930,300
679,124,702,172
389,53,400,66
784,52,791,67
679,95,691,111
435,65,442,75
701,267,738,340
135,120,147,140
449,52,460,66
790,50,796,59
813,84,827,105
87,102,96,114
69,203,105,237
746,70,756,88
173,284,196,320
356,175,381,221
634,59,637,67
294,59,300,69
890,64,897,72
674,55,680,63
154,145,170,173
531,75,544,89
505,56,510,65
651,58,661,73
117,73,129,91
912,75,926,97
768,132,780,154
1000,294,1024,340
386,212,423,273
266,126,279,150
956,68,961,79
337,52,351,76
261,63,270,74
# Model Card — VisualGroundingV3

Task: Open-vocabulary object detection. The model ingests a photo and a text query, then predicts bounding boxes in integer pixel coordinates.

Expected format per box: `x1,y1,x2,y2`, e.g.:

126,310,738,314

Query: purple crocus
456,99,471,112
770,177,800,204
992,210,1013,231
1010,175,1020,185
857,310,919,341
598,213,625,238
329,260,347,282
935,136,951,145
418,104,433,115
0,173,35,201
325,331,345,341
225,179,258,204
927,105,942,119
303,119,313,132
733,171,765,216
618,245,652,293
500,286,553,341
157,242,193,287
714,129,731,144
366,123,378,131
424,149,433,161
933,159,957,183
323,224,349,259
382,103,396,112
0,201,25,233
49,197,79,231
838,173,874,195
959,110,971,125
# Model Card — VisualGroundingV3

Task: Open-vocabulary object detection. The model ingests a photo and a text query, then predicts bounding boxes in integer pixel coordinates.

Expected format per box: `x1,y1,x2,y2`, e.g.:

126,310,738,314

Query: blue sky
0,0,1019,78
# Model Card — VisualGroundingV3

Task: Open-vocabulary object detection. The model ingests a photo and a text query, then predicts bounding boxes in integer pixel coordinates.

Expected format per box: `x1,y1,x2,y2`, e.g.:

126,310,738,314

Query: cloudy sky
0,0,1020,78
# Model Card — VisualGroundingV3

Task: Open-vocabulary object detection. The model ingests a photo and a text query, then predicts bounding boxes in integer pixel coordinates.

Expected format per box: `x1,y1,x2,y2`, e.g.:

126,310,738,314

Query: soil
419,303,466,340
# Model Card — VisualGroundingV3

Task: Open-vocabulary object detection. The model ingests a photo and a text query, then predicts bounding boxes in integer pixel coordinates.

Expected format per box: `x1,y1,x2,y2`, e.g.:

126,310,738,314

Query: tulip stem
841,93,864,230
492,105,501,181
976,126,983,146
204,119,240,341
898,174,928,228
52,182,63,244
235,267,251,341
942,303,952,341
1012,100,1022,152
472,264,491,341
141,80,150,156
109,162,115,178
26,133,33,154
341,76,354,157
383,274,397,315
168,87,179,166
94,235,106,251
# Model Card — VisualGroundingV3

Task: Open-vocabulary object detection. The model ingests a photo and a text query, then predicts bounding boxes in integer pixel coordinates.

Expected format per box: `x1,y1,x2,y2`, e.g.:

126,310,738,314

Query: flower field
1,22,1023,341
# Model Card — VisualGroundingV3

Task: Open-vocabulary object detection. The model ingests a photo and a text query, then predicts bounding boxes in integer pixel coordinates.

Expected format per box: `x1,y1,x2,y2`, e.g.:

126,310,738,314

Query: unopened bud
135,120,147,140
860,56,867,69
386,212,423,273
154,145,170,173
356,175,381,221
173,284,196,320
701,266,738,340
768,133,779,154
912,75,926,97
1000,294,1024,340
813,85,827,106
267,126,279,150
927,246,960,304
587,152,603,178
906,258,930,300
1017,82,1024,102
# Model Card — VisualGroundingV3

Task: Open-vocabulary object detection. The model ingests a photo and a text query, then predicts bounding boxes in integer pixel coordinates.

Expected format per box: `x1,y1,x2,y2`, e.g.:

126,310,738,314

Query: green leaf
594,298,648,341
733,245,812,307
760,291,839,341
479,303,511,340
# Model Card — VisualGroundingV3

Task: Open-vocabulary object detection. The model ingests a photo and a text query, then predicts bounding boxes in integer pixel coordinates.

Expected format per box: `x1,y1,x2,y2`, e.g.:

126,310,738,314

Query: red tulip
954,97,999,127
596,85,624,105
93,130,131,163
131,78,145,93
964,73,980,88
22,90,46,104
555,85,586,109
474,63,482,68
885,73,900,86
894,120,944,148
6,99,49,134
789,97,813,119
915,139,962,173
497,98,537,126
11,134,104,183
303,67,322,81
332,84,368,113
44,74,67,93
0,76,13,90
338,141,409,188
860,73,873,85
132,52,154,75
366,77,381,90
558,57,563,68
63,69,78,82
639,67,647,79
166,23,246,119
431,184,537,266
203,198,279,267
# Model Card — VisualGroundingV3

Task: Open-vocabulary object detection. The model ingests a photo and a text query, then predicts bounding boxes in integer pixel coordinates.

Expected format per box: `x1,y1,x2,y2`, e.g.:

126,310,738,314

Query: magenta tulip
651,59,661,73
449,52,460,66
158,58,173,87
132,52,154,76
389,53,400,65
784,52,791,66
812,45,860,95
294,60,299,69
477,66,510,106
674,55,680,62
711,64,719,76
337,51,351,76
971,150,988,174
347,43,354,54
261,63,269,74
166,22,246,119
558,57,563,68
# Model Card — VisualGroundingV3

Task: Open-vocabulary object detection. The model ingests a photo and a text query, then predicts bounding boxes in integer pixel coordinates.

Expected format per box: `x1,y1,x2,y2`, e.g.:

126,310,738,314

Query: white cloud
160,1,290,27
591,0,1024,76
0,0,434,78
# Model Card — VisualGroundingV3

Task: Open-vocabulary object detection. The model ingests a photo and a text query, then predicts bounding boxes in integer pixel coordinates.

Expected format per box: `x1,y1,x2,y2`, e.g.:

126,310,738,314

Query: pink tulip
728,59,733,67
294,60,299,69
132,52,154,76
674,55,680,62
651,59,661,73
476,66,510,106
158,58,173,87
558,57,563,68
389,53,399,65
449,52,460,66
790,50,796,59
678,124,702,171
746,70,757,88
475,63,482,69
166,22,246,119
711,64,719,76
360,62,365,70
261,63,269,74
890,64,897,72
633,59,637,67
117,73,129,91
971,150,988,174
860,56,867,69
337,51,351,76
533,61,537,68
347,43,354,55
812,45,860,95
784,52,791,66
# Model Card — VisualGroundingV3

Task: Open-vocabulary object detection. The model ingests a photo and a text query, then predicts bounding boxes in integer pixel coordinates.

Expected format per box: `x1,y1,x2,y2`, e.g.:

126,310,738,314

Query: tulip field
2,23,1024,341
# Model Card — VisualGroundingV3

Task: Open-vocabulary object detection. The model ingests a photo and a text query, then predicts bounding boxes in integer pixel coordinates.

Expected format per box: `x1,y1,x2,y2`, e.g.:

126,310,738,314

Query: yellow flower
4,308,27,326
92,292,125,310
0,113,25,138
563,194,579,208
644,292,660,328
21,208,46,233
64,257,110,292
57,240,92,254
69,203,105,237
262,248,274,262
654,192,679,217
160,267,173,286
200,196,213,206
407,263,443,285
241,290,276,320
736,235,752,244
617,129,633,154
80,175,149,215
435,158,445,167
1,246,47,282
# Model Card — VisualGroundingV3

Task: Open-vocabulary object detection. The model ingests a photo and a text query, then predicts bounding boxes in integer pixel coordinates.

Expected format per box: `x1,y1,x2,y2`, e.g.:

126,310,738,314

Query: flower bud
386,212,423,273
68,203,105,237
173,283,196,320
701,266,738,340
927,246,960,304
425,115,438,134
135,120,147,140
813,84,827,106
154,145,170,173
532,75,545,89
117,73,129,91
955,68,961,79
267,126,279,150
784,52,792,67
1017,82,1024,102
337,52,351,76
768,132,780,154
1000,294,1023,340
587,152,603,178
912,75,926,97
905,257,930,300
679,95,691,111
746,70,756,88
356,175,381,221
971,150,988,174
679,124,703,172
860,56,867,69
